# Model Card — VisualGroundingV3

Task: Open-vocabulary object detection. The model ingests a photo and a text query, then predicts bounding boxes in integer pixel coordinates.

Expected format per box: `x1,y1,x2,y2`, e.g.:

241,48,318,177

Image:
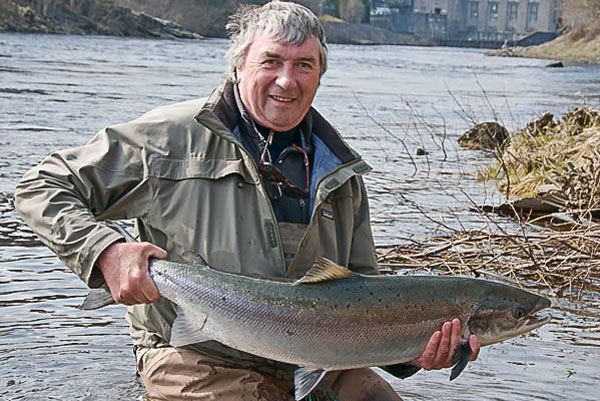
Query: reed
376,224,600,298
376,106,600,298
485,106,600,214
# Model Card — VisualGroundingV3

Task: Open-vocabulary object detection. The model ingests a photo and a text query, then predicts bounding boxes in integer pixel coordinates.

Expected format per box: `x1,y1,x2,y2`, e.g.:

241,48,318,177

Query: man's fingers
419,330,441,370
469,335,481,361
437,321,452,362
144,243,168,260
139,271,161,303
449,318,462,358
142,244,165,302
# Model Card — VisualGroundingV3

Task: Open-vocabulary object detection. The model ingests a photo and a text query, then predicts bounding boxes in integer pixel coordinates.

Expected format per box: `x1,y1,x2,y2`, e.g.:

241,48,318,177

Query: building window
507,2,518,21
488,2,499,20
527,2,539,22
468,1,479,19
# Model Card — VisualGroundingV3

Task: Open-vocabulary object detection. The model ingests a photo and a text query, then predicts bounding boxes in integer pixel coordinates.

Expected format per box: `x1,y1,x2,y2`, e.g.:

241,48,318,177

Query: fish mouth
516,312,551,331
517,297,552,331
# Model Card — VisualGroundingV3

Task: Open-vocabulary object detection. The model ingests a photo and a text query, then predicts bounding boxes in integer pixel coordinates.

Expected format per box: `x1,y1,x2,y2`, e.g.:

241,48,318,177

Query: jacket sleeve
348,175,379,275
14,125,151,287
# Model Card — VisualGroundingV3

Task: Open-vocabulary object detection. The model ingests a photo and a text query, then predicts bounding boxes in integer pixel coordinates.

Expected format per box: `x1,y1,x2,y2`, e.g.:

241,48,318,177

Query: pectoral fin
294,367,327,400
449,340,473,381
169,307,211,347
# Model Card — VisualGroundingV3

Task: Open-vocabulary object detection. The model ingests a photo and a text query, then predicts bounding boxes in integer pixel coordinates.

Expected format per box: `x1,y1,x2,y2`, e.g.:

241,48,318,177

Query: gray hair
224,0,328,83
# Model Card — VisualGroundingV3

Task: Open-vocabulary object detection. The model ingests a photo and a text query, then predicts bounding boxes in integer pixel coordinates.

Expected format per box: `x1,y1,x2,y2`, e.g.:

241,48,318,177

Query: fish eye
513,306,527,319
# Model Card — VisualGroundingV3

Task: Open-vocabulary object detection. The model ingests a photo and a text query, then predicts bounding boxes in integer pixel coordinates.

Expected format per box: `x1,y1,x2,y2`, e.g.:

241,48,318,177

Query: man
14,1,479,400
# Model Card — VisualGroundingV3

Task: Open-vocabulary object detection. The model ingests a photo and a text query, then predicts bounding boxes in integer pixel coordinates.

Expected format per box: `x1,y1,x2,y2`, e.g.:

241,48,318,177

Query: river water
1,33,599,400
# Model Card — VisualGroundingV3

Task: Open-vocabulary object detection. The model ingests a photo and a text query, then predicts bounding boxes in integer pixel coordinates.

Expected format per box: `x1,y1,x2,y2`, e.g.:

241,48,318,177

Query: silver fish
82,257,551,400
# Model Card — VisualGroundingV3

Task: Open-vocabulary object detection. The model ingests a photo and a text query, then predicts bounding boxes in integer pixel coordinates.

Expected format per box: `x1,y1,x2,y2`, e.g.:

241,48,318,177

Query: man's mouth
271,95,294,103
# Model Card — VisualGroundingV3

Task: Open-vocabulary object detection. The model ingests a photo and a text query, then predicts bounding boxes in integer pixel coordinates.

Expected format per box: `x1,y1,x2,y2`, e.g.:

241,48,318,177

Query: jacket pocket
147,155,256,184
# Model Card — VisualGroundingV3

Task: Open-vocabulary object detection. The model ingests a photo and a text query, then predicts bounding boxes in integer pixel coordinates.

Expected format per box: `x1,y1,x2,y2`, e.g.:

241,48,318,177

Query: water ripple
0,32,599,400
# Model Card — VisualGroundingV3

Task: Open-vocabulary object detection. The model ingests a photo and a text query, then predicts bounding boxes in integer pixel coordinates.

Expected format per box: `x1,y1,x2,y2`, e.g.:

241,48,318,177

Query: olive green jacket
14,83,378,366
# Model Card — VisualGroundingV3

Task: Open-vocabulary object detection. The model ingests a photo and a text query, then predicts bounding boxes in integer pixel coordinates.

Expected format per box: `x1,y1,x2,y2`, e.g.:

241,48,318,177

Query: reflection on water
1,32,599,400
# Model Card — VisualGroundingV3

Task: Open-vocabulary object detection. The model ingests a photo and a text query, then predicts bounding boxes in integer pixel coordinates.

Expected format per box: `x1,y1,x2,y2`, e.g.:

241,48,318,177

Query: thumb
142,243,168,261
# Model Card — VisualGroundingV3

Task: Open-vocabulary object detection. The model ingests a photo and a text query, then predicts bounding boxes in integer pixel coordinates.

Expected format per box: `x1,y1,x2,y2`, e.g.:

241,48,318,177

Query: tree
561,0,600,21
337,0,370,23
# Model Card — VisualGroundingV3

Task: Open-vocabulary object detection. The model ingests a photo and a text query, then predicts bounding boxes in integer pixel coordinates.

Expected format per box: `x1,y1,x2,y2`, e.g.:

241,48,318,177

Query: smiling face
236,32,321,132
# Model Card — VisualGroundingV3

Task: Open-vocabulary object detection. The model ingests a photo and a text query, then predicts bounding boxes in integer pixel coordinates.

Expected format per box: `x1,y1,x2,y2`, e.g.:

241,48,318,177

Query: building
371,0,559,47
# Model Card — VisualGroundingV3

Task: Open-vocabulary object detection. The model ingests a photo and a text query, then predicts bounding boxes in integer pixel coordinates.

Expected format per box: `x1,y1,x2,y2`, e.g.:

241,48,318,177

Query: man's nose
275,64,296,89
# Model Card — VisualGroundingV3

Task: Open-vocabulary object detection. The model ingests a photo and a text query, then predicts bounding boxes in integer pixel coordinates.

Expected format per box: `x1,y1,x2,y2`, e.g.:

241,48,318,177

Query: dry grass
376,225,600,298
485,106,600,210
376,107,600,298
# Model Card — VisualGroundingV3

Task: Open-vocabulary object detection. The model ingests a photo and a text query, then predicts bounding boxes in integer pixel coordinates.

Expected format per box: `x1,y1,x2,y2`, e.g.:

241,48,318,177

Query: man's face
236,32,321,132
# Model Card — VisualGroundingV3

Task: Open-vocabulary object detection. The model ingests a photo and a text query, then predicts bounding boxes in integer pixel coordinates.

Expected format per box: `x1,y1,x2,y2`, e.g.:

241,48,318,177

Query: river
1,33,599,400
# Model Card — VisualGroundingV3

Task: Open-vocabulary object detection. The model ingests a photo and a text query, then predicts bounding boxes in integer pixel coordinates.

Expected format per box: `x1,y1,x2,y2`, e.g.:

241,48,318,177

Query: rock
522,112,555,136
562,106,600,131
546,61,564,67
458,122,510,151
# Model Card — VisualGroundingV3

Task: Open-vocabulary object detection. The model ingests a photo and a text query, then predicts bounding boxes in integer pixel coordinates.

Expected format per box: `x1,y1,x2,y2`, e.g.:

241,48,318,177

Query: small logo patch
321,209,334,220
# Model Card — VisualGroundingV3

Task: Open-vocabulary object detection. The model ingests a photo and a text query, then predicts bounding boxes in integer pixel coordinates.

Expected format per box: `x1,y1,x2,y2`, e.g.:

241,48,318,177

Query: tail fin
79,287,116,310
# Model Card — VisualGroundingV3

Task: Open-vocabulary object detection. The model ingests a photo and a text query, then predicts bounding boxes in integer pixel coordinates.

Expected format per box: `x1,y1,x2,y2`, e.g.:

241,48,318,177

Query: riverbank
487,21,600,64
0,0,431,45
0,0,202,39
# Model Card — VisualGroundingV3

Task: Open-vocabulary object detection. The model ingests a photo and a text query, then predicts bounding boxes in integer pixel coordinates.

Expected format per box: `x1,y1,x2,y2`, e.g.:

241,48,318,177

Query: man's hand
409,318,480,370
96,241,167,305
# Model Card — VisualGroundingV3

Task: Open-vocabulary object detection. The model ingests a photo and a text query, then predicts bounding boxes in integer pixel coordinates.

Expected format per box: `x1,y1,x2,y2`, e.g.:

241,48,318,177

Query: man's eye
298,62,313,69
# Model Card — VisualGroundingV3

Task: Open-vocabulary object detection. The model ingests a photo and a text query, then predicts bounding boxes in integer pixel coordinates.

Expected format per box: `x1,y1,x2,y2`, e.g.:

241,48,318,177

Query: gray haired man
15,1,479,400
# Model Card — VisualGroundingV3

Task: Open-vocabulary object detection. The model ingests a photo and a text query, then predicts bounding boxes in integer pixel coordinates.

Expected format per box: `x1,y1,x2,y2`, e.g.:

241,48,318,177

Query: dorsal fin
293,257,353,285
